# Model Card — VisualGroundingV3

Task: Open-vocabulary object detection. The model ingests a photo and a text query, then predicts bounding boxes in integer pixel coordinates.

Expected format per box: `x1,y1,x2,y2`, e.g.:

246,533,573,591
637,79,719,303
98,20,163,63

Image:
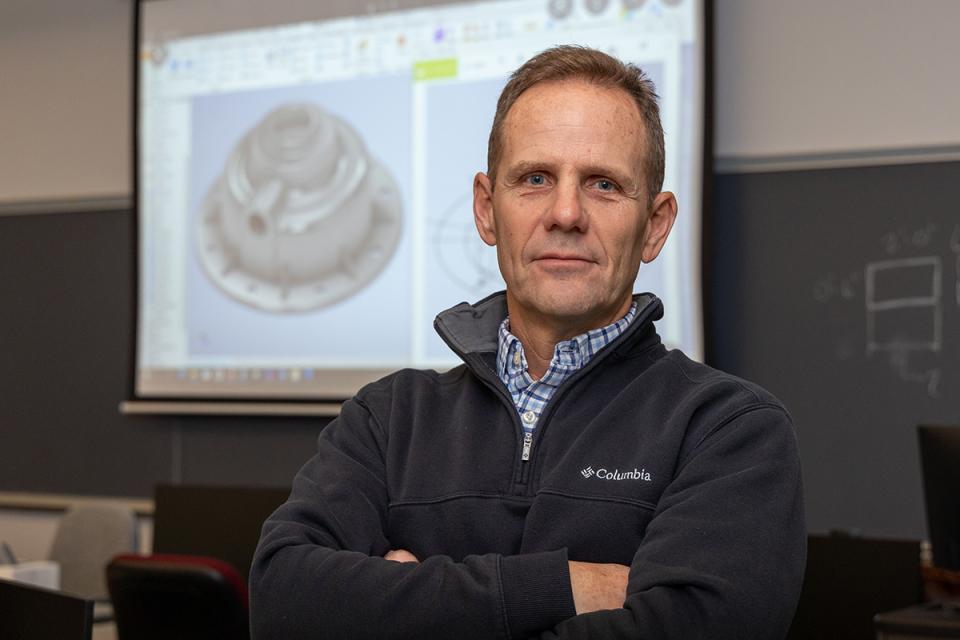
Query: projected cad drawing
431,193,502,294
196,103,403,312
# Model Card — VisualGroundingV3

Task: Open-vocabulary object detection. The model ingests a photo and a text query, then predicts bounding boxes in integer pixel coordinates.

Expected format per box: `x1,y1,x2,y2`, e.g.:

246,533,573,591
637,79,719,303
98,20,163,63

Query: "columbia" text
594,468,652,482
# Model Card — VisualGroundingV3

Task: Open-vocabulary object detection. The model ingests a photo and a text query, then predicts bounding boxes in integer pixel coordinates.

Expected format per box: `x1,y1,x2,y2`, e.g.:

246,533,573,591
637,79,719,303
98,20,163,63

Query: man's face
473,79,677,333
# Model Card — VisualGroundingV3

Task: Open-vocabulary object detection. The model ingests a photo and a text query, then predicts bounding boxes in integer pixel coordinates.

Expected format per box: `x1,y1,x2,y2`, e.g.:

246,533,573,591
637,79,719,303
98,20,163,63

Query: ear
640,191,678,263
473,172,497,247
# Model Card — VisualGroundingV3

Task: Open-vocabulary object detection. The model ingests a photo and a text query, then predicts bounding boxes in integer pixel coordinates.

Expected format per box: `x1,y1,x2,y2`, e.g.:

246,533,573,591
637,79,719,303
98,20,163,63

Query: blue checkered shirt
496,301,638,434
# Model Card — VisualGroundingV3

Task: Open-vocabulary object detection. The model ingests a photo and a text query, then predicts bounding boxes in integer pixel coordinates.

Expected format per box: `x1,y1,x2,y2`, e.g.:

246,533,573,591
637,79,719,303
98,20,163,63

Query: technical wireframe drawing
196,103,403,312
431,193,502,294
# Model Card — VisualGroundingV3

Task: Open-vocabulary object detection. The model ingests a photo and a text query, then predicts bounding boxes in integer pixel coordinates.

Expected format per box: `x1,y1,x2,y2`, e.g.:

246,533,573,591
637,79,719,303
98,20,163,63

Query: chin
534,291,610,322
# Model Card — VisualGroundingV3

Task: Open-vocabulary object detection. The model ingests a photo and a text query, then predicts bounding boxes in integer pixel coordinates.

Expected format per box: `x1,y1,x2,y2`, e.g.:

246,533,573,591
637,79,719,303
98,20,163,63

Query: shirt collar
495,301,639,386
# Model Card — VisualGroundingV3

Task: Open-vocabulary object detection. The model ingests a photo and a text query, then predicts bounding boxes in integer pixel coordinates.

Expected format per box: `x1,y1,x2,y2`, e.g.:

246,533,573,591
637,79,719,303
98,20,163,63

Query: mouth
535,252,595,262
533,254,596,270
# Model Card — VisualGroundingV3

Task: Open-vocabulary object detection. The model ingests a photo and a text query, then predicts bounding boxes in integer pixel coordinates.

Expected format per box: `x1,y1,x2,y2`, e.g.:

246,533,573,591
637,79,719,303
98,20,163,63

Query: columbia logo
583,467,652,482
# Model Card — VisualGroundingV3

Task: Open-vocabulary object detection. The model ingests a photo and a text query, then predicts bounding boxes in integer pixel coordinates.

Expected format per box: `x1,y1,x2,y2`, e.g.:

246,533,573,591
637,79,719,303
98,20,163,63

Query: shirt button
522,410,536,424
513,351,522,366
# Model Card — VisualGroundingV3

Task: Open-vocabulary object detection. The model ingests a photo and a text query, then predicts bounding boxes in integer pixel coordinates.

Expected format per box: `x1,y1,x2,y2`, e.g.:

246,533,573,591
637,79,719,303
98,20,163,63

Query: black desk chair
107,553,249,640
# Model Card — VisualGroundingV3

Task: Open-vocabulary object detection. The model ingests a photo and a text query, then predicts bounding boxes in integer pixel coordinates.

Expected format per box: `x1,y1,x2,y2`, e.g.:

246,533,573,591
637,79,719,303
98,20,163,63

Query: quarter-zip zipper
521,432,533,461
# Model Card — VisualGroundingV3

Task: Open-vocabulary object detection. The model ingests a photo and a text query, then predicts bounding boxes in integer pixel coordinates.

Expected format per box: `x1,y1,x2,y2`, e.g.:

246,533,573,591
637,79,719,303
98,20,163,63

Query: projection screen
135,0,708,400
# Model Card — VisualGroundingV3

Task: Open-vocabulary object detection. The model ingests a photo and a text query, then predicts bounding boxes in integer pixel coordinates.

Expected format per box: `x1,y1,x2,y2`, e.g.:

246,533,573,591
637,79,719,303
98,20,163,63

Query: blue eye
527,174,546,186
596,179,615,191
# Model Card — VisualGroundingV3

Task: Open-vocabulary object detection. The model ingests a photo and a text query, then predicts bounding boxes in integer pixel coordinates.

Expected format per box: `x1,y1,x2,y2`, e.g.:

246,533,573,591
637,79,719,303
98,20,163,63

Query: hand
385,548,419,563
568,561,629,614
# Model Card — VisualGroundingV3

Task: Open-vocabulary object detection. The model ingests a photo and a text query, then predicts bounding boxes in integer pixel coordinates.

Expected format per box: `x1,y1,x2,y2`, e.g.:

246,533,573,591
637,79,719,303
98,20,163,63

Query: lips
534,252,595,263
532,254,597,274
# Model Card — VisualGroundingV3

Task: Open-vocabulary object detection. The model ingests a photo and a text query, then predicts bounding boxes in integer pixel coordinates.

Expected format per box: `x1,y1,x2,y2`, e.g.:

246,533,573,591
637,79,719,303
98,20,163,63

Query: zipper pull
521,432,533,461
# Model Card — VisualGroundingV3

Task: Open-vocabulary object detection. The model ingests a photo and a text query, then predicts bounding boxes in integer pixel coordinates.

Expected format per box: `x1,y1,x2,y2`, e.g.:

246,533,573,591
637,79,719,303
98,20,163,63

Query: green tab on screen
413,58,458,81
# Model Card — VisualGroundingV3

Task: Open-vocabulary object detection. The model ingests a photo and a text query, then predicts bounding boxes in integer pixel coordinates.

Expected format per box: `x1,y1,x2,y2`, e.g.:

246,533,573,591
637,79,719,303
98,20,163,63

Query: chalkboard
709,160,960,539
0,210,325,498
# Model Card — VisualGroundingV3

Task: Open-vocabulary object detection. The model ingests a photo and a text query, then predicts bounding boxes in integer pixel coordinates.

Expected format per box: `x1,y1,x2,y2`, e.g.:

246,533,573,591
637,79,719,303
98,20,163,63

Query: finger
384,549,419,563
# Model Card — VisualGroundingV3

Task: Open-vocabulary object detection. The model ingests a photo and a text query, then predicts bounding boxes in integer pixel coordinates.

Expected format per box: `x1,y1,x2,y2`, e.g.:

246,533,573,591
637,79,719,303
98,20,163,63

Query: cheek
499,222,532,264
599,216,636,253
494,233,521,278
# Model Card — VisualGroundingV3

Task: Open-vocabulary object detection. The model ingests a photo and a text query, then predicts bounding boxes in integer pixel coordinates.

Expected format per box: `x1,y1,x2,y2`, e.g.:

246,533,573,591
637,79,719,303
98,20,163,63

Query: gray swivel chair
47,502,139,601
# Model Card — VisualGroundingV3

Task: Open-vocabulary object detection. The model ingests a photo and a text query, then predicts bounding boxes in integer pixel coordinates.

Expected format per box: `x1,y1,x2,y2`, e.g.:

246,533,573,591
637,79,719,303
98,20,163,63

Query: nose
543,178,588,233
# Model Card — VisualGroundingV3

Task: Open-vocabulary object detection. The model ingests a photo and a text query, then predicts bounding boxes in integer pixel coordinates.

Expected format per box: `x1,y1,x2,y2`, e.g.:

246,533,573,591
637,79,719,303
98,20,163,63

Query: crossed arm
386,549,629,616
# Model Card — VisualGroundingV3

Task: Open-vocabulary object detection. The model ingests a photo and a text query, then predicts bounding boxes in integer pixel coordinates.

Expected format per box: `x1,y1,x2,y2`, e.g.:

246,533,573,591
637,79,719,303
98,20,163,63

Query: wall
4,0,960,206
0,1,131,204
714,0,960,161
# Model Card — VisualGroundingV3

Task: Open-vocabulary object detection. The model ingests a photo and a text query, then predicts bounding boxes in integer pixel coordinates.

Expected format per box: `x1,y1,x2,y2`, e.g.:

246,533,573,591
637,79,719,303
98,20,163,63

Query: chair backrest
107,553,249,640
47,502,138,600
152,484,289,581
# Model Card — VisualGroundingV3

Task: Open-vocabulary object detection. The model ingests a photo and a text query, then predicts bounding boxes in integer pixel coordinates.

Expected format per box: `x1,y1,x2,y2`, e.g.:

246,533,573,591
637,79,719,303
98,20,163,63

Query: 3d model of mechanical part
196,103,403,312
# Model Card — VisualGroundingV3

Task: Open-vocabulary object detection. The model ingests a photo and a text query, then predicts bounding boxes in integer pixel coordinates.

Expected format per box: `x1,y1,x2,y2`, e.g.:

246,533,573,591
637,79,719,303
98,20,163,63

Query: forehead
499,79,646,170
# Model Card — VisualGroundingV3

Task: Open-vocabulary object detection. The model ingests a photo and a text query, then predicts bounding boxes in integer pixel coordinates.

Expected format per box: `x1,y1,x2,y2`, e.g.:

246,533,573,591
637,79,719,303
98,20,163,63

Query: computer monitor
918,425,960,571
152,484,290,581
0,579,94,640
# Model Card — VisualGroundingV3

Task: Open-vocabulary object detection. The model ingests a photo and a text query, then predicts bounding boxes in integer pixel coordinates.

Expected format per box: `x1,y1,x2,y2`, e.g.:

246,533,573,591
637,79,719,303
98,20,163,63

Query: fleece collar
433,291,664,363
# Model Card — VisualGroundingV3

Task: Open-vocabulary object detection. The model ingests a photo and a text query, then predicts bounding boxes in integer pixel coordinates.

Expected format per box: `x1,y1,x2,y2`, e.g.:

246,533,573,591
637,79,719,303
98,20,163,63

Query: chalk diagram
865,256,942,396
814,223,960,397
196,103,403,313
430,193,502,294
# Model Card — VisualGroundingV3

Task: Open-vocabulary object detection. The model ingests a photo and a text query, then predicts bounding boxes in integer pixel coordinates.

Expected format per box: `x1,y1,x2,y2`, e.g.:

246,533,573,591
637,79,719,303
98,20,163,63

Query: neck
505,294,632,380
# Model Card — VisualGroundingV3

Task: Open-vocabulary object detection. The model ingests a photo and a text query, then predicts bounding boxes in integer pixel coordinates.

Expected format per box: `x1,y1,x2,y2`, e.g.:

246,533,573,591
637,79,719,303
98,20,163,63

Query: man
251,46,805,639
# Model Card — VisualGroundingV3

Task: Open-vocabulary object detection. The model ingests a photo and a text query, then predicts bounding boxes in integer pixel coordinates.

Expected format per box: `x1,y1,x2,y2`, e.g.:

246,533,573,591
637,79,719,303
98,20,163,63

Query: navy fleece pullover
250,292,806,639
